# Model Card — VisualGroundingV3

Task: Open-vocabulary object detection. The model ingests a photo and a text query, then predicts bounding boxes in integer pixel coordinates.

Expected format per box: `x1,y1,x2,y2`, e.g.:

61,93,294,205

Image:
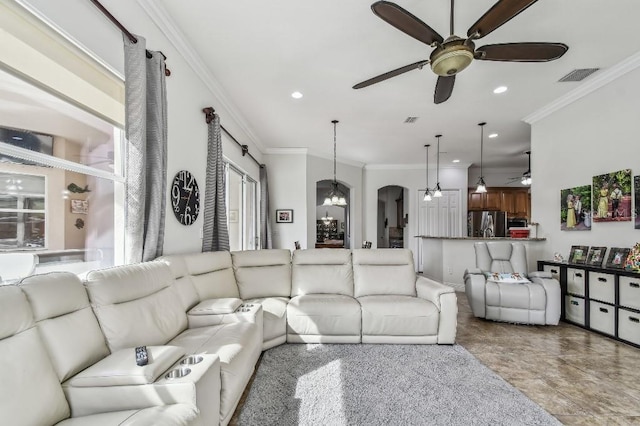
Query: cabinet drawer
618,308,640,346
564,295,585,326
589,301,615,336
588,272,615,304
543,265,560,282
619,276,640,311
566,268,585,296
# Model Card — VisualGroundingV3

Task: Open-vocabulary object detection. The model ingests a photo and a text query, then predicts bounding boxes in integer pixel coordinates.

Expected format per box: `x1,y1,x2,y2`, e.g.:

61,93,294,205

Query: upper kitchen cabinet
468,187,531,219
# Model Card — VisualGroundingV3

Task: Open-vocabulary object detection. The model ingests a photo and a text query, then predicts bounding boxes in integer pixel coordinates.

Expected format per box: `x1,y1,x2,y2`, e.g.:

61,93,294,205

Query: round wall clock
170,170,200,225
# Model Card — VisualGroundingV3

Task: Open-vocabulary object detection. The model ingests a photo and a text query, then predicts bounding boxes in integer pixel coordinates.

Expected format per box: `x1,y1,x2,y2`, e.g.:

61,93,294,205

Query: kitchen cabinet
468,187,530,219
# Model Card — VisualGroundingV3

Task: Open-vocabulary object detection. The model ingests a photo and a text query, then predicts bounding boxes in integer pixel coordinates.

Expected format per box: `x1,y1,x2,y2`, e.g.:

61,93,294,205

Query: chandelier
323,120,347,206
321,211,333,225
476,122,487,193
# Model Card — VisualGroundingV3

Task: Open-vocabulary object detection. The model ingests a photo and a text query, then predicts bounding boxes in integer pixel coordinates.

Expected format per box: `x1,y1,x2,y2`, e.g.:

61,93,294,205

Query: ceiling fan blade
434,75,455,104
475,43,568,62
467,0,538,39
353,60,430,89
372,1,444,46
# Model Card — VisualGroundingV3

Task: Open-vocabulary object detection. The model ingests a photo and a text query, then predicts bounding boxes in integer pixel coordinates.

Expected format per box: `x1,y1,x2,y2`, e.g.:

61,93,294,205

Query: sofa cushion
20,272,110,382
85,262,188,352
291,249,353,296
353,249,417,297
55,403,200,426
358,295,439,336
475,242,528,275
232,249,291,299
486,282,546,311
161,252,240,300
244,296,288,346
0,286,71,426
287,294,361,337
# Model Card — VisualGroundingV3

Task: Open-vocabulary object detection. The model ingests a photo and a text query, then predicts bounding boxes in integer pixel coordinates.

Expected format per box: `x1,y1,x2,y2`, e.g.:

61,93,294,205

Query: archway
315,180,350,248
377,185,408,248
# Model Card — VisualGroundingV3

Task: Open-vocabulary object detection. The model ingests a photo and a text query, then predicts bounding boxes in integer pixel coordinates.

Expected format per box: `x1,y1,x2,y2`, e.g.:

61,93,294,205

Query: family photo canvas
592,169,632,222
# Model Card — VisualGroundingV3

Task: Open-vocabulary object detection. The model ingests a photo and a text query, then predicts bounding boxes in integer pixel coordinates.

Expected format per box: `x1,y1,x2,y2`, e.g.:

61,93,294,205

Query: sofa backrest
160,251,240,303
20,272,110,383
85,261,188,352
474,242,527,275
352,249,417,297
291,249,353,296
232,249,291,299
0,285,71,425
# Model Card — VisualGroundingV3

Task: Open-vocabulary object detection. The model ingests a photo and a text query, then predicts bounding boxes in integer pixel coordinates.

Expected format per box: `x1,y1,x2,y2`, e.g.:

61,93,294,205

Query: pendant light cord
332,120,339,184
436,135,441,184
478,122,486,177
425,144,430,188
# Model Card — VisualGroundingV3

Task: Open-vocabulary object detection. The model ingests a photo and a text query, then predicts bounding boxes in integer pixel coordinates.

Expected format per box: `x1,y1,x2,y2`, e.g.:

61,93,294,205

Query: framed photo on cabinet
606,247,630,269
586,246,607,267
568,245,589,265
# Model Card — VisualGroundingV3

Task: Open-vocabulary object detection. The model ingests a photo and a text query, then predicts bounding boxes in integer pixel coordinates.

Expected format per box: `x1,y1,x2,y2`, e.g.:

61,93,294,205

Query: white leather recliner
464,242,561,325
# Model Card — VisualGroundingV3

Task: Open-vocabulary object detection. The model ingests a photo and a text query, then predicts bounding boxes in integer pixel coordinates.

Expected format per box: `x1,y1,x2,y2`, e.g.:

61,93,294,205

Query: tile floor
456,294,640,425
232,295,640,425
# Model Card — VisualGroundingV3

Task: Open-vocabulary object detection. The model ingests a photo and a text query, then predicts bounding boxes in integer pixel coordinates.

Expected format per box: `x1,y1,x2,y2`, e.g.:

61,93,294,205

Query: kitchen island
417,236,547,291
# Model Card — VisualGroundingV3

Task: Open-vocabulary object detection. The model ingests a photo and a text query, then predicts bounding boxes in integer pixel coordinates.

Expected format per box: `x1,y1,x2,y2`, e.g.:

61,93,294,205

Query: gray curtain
123,35,167,263
260,165,272,249
202,113,229,252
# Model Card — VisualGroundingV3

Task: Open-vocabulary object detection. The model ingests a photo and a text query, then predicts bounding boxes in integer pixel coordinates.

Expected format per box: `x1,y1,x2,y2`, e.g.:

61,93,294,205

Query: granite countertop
415,236,546,241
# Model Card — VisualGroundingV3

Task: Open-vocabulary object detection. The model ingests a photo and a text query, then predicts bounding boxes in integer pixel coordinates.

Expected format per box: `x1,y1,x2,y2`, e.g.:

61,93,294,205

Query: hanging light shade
521,150,532,186
323,120,347,206
321,210,333,225
476,122,487,193
433,134,443,197
423,144,432,201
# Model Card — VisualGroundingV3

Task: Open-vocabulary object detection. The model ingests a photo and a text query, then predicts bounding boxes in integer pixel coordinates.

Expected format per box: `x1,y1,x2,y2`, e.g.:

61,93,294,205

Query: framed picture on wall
586,246,607,267
568,245,589,264
276,209,293,223
606,247,630,269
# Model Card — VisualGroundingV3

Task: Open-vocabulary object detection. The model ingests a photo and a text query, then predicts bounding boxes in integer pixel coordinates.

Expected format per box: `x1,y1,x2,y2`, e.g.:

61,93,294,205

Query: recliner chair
463,242,561,325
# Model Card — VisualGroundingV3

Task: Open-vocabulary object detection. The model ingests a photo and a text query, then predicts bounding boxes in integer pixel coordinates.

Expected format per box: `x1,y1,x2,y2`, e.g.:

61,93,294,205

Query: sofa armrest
416,276,457,344
464,271,487,319
529,275,562,325
528,271,552,279
188,301,263,330
67,346,185,387
463,268,483,279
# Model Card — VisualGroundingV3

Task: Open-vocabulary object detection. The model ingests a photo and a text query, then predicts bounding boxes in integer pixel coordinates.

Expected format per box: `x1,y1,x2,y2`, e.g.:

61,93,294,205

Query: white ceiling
153,0,640,170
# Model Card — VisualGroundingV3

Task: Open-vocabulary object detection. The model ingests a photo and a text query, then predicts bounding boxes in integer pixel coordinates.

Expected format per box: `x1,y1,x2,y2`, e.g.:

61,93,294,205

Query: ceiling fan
353,0,568,104
506,150,532,185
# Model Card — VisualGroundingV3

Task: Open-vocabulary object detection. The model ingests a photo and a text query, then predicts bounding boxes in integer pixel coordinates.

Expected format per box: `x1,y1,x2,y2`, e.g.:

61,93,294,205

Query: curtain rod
202,107,263,168
89,0,171,76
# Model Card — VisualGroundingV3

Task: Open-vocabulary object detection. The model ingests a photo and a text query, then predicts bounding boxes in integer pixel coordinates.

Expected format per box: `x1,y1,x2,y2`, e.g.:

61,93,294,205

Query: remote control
135,346,148,366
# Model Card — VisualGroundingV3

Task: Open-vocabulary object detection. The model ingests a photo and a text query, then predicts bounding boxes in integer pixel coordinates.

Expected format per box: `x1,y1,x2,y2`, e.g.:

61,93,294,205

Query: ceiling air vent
558,68,600,82
404,116,419,123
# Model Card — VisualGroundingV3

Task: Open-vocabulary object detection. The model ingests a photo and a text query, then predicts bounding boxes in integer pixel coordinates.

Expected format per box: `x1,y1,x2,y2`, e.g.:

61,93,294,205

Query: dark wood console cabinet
537,260,640,348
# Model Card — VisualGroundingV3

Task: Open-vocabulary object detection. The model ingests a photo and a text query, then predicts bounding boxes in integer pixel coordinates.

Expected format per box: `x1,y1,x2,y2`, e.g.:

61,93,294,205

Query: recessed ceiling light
488,133,498,138
493,86,508,94
452,159,460,163
291,91,303,99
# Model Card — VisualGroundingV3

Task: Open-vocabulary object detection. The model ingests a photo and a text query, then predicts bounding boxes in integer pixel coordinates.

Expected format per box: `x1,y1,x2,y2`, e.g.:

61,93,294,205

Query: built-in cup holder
240,303,254,308
239,308,251,312
180,355,203,365
165,367,191,380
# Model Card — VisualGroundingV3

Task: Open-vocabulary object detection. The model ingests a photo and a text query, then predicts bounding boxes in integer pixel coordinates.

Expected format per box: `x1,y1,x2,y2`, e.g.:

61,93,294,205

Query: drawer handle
630,282,640,288
575,273,583,278
598,277,607,282
570,301,579,306
551,269,558,274
599,307,609,313
630,317,640,323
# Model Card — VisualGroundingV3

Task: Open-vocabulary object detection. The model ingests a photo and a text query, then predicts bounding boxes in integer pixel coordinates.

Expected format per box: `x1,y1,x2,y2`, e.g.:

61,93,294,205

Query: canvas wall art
560,185,591,231
592,169,632,222
635,175,640,229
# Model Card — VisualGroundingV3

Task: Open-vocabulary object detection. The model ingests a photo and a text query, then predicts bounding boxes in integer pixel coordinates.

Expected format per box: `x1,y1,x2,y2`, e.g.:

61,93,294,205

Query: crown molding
365,163,471,170
524,50,640,124
136,0,265,152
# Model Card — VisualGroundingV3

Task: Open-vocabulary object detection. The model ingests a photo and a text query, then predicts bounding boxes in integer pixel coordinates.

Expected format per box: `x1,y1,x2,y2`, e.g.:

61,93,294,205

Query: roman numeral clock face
171,170,200,225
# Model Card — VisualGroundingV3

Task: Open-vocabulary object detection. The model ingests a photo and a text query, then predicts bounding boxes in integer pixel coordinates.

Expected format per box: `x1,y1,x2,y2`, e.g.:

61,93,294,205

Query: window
226,162,258,251
0,173,45,249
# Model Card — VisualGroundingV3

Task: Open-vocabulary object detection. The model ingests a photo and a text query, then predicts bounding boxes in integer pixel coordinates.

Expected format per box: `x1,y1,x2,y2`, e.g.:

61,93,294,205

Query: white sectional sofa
0,248,457,425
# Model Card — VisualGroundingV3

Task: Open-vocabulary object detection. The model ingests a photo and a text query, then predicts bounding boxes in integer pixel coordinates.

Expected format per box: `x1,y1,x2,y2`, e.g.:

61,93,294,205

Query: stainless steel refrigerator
468,211,507,237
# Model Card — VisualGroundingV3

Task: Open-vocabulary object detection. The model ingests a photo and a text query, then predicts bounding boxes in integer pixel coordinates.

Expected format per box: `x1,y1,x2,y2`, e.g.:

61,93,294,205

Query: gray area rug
237,344,560,426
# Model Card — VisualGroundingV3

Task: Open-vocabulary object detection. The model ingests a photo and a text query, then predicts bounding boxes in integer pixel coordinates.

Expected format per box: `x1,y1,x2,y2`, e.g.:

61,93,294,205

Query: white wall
364,165,469,267
468,166,532,189
530,65,640,260
264,152,307,250
20,0,263,255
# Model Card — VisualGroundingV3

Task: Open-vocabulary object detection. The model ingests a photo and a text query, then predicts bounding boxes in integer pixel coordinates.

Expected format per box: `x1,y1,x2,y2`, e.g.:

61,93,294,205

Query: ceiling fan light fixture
430,39,475,76
521,174,532,186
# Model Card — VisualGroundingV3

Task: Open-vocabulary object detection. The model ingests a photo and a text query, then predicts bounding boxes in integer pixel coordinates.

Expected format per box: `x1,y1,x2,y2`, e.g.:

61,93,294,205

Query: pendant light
475,122,487,193
433,134,442,197
321,210,333,225
323,120,347,206
423,144,432,201
521,150,532,186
